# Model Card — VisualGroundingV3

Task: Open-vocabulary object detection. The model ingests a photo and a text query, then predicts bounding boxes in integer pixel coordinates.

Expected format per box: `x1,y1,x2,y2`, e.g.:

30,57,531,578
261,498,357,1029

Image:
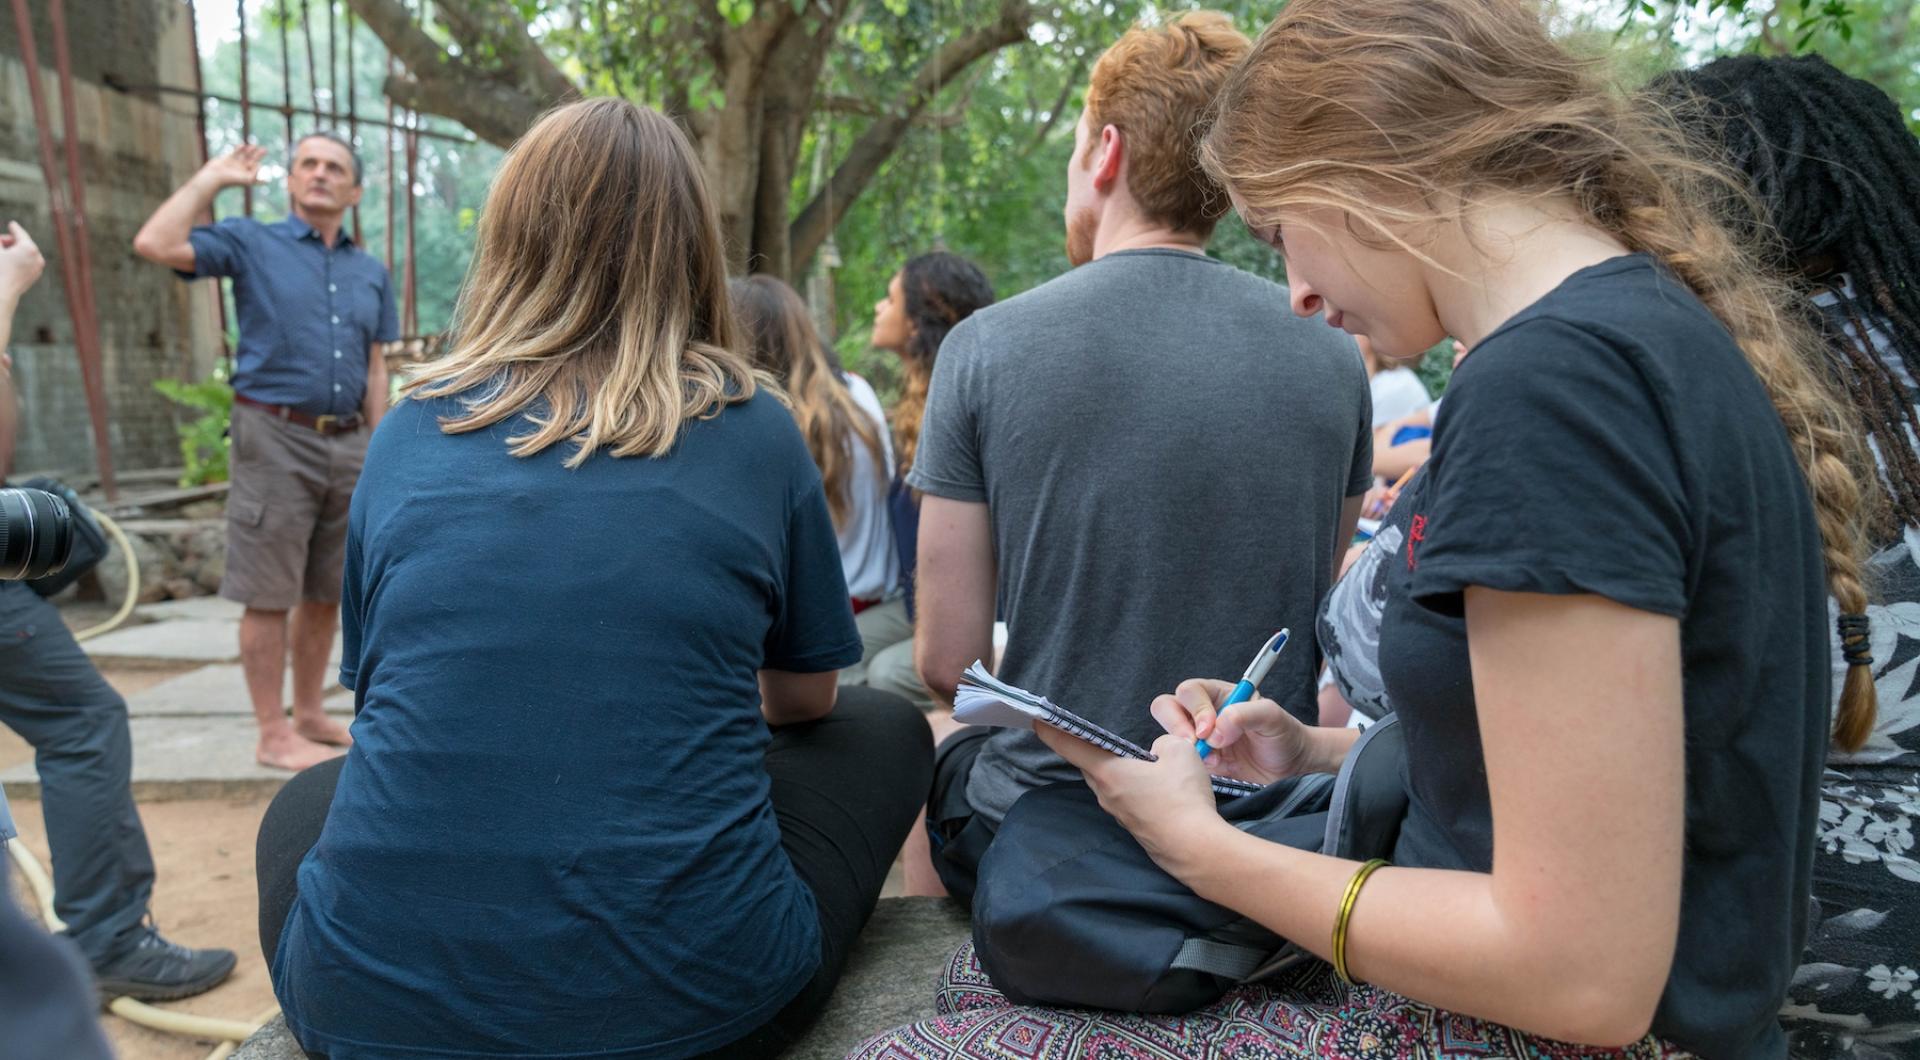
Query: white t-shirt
839,374,899,602
1368,366,1431,428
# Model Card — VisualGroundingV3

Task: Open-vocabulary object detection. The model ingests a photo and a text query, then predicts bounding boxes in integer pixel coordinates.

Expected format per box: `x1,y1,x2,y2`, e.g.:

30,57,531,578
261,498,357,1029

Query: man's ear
1092,123,1124,193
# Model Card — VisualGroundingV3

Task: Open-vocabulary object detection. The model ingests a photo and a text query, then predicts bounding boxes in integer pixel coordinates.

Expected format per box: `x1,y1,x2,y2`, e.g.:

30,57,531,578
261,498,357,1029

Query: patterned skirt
849,940,1693,1059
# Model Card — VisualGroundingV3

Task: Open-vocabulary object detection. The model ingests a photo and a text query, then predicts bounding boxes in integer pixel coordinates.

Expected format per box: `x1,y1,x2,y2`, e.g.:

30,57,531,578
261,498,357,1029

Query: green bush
153,364,234,487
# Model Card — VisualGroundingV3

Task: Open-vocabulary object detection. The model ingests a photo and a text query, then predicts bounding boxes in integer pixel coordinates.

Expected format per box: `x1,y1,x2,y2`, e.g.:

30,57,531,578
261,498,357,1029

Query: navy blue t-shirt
273,389,862,1059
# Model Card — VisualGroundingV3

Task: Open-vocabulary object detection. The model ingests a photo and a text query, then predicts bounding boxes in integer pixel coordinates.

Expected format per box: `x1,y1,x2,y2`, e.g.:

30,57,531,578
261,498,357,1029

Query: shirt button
333,384,342,392
329,284,337,293
331,315,340,325
333,351,343,360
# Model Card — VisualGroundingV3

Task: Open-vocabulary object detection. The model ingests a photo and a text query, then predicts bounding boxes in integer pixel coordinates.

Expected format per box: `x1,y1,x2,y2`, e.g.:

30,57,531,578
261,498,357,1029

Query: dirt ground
8,791,281,1060
4,648,280,1060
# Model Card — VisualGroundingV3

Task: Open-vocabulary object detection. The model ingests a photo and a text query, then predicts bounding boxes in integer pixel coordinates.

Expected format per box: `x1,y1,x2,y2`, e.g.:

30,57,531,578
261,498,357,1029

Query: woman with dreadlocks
1660,54,1920,1055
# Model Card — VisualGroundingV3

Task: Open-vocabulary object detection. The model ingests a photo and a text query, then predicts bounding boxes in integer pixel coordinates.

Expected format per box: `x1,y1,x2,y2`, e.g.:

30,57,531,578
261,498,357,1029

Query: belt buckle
314,414,339,435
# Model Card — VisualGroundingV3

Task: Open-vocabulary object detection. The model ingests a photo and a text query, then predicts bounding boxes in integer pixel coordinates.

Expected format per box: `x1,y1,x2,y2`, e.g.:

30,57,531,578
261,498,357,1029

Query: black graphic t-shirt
1378,255,1830,1058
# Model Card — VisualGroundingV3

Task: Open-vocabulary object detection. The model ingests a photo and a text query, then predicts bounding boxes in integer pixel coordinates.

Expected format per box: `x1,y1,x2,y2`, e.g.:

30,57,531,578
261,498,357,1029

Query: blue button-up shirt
181,216,400,416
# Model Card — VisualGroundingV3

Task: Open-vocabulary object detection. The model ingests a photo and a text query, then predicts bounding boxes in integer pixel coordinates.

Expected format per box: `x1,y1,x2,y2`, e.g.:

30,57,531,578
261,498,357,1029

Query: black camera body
0,481,106,593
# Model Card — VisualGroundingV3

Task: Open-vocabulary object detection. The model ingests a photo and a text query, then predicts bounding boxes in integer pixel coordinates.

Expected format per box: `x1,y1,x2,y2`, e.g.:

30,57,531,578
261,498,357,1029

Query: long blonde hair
406,98,757,467
729,275,886,527
1200,0,1879,749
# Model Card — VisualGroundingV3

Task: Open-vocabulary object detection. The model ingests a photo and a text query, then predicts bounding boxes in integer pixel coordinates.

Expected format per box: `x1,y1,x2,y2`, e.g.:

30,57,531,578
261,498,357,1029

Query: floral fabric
1781,289,1920,1060
850,941,1693,1060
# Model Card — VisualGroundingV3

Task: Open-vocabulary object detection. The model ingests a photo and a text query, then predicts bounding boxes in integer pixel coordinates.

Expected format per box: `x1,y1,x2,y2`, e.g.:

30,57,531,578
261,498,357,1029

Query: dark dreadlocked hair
1656,55,1920,536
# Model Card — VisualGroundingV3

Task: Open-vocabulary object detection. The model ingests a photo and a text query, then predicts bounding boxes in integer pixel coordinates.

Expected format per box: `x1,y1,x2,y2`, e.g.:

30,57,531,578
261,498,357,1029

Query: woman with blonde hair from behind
728,275,898,621
252,97,932,1060
854,1,1871,1057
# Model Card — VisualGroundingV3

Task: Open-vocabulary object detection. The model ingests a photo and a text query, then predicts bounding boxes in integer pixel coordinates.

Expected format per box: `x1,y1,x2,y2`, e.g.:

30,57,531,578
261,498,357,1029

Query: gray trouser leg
0,582,154,966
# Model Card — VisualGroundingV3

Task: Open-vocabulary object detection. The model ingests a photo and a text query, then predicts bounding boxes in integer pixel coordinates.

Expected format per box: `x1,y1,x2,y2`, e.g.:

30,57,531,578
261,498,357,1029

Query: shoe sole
96,952,238,1004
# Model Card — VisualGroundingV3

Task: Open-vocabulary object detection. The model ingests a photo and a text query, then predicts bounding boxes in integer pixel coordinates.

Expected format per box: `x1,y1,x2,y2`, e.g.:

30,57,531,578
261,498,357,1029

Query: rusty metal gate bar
184,0,232,371
8,0,118,499
238,0,253,214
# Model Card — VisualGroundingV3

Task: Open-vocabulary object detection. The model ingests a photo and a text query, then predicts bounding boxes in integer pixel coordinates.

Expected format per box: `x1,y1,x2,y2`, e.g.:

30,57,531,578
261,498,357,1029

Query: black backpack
971,714,1409,1014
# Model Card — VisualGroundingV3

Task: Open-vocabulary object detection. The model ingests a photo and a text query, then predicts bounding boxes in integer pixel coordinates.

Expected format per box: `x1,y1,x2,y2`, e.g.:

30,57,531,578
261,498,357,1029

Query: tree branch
788,0,1033,269
430,0,577,103
1025,53,1086,156
819,94,968,126
346,0,576,147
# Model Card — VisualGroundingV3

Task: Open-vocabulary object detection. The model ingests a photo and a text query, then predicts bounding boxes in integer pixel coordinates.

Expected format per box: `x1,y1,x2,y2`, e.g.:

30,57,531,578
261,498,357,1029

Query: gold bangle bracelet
1332,858,1389,985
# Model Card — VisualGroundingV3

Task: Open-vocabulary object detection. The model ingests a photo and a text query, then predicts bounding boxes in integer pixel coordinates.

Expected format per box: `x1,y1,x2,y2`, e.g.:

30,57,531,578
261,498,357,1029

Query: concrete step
1,712,351,801
125,664,350,718
81,598,344,671
231,897,972,1059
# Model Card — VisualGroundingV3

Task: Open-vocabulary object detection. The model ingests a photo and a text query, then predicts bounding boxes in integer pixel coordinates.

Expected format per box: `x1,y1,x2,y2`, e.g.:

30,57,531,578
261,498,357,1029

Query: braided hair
1660,55,1920,535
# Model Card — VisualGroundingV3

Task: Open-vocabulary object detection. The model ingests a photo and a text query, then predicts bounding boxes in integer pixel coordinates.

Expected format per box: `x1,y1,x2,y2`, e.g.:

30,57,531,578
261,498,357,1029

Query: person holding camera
0,222,235,1001
134,134,399,773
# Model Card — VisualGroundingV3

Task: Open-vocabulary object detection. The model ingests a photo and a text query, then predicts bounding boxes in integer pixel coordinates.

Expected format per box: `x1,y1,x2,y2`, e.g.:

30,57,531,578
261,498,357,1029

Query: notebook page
953,662,1263,798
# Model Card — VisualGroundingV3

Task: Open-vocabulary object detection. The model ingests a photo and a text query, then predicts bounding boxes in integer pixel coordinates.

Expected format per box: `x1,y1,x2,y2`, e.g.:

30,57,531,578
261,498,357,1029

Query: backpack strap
1169,938,1269,980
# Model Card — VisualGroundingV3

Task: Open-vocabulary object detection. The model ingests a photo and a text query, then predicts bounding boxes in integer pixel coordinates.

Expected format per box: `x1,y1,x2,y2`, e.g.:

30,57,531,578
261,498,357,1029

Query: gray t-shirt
909,248,1373,823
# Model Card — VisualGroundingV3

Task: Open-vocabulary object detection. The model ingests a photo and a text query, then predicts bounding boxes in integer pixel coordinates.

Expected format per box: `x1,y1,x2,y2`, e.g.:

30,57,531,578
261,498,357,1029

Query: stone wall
0,0,223,478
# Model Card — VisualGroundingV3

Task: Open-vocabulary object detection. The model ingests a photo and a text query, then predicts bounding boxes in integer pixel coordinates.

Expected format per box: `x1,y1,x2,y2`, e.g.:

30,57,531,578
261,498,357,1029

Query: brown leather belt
234,393,364,436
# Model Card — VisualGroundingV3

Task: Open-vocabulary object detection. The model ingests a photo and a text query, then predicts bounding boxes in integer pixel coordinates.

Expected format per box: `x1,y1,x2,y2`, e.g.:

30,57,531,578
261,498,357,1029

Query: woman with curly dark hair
846,252,995,711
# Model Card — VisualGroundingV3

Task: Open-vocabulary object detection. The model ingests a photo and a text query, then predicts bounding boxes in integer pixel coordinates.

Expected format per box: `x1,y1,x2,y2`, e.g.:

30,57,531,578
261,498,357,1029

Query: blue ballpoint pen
1193,629,1289,759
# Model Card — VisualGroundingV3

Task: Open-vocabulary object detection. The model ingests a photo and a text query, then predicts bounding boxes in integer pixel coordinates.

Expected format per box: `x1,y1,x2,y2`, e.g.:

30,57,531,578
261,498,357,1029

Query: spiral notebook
952,661,1261,798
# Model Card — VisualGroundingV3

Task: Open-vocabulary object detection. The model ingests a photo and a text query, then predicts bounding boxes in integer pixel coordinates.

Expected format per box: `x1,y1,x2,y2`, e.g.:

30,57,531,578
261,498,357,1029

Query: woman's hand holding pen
1151,679,1323,786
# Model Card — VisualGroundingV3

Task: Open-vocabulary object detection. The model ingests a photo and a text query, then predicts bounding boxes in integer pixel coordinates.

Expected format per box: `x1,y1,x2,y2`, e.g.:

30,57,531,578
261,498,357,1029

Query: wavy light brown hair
1081,10,1250,240
405,98,756,467
729,275,886,527
1200,0,1878,749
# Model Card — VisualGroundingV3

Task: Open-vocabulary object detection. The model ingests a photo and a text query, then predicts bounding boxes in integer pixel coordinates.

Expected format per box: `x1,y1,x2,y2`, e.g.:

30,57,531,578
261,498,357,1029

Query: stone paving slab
84,618,345,669
81,619,243,664
233,897,972,1060
126,664,350,717
136,596,246,622
1,713,352,801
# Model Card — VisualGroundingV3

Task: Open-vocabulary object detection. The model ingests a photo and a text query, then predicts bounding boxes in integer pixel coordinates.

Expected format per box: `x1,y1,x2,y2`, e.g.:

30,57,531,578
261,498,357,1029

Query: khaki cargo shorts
220,401,369,611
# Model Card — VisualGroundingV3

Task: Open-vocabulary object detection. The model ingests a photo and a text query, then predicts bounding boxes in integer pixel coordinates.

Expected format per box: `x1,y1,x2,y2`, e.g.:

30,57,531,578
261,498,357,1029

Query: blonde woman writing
857,1,1872,1056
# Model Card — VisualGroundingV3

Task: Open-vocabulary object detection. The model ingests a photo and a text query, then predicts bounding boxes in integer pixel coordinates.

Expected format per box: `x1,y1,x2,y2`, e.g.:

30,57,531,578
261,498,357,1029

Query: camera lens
0,487,75,581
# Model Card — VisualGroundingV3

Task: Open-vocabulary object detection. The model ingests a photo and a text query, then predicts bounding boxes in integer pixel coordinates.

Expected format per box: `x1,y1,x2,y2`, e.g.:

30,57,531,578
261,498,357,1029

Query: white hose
7,838,63,931
73,509,138,643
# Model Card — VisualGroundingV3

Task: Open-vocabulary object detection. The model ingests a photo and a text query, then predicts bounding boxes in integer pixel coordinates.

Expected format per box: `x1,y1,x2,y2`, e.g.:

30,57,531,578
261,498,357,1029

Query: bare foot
257,729,344,771
293,714,354,747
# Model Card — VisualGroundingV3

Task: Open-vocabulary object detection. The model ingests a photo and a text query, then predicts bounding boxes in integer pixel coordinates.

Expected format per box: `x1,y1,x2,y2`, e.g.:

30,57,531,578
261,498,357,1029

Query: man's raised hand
201,144,267,189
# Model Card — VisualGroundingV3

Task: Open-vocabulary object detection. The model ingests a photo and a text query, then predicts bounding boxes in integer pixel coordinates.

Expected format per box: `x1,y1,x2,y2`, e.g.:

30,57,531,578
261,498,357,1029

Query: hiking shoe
91,923,237,1002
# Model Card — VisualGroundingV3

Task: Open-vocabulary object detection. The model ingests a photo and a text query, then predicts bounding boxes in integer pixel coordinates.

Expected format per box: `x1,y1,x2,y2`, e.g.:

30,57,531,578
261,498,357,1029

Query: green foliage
211,0,1916,378
153,365,235,487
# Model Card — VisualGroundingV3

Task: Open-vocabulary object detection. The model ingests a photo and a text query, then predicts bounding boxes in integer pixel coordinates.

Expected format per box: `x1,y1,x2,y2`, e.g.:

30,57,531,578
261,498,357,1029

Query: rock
230,897,973,1060
232,1014,303,1060
91,530,172,606
194,545,226,594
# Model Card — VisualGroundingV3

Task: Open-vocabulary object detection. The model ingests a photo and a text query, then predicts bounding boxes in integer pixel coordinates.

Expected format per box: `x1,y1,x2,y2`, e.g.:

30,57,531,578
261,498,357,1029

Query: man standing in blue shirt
136,134,399,771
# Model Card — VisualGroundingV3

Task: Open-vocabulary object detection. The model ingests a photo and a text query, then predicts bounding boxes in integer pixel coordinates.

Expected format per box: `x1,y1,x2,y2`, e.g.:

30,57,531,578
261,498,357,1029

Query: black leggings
256,686,933,1060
